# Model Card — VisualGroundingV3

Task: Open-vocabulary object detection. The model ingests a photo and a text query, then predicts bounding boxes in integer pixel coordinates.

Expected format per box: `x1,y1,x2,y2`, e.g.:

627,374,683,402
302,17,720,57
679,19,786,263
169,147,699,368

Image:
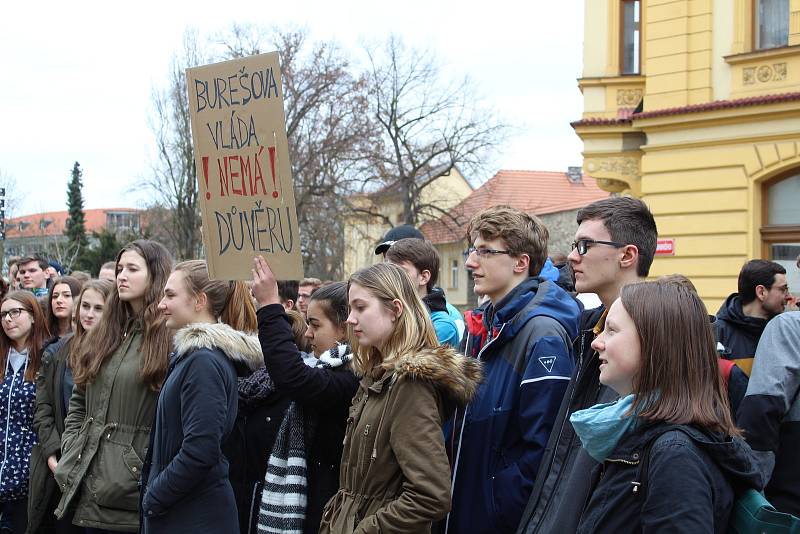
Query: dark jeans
0,499,27,534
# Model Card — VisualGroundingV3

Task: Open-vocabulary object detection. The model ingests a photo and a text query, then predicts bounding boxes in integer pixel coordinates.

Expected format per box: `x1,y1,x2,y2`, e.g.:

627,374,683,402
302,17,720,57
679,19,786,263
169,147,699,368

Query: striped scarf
257,344,352,533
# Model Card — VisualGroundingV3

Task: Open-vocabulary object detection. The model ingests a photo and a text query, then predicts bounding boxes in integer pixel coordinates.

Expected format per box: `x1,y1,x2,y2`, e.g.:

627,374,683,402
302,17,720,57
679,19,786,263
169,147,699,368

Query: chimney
567,166,583,183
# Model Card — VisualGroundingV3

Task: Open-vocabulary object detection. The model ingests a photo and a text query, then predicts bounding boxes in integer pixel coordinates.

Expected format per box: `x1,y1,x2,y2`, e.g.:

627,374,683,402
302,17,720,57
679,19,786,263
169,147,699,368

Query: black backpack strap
632,425,692,497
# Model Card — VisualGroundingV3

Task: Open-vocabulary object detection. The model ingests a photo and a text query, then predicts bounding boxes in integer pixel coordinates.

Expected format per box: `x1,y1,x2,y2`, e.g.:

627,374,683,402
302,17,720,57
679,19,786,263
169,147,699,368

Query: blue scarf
570,394,638,462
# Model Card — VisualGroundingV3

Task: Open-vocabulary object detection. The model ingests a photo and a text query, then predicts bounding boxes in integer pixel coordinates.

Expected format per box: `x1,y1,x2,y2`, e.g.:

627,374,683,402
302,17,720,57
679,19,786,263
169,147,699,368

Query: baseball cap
374,225,425,255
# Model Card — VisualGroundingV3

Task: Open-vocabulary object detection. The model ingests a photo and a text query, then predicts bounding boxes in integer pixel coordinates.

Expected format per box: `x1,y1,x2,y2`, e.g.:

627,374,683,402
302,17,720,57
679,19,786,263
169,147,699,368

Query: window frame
620,0,642,75
760,169,800,258
752,0,790,51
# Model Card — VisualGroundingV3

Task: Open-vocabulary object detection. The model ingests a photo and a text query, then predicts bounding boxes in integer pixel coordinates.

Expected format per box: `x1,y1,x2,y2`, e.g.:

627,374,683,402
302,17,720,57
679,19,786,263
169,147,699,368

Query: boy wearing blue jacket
385,238,460,347
445,206,580,534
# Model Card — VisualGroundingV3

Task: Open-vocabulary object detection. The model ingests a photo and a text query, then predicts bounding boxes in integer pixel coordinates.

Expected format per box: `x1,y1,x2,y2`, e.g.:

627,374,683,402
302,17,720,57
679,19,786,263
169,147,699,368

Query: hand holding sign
251,255,281,308
187,52,304,280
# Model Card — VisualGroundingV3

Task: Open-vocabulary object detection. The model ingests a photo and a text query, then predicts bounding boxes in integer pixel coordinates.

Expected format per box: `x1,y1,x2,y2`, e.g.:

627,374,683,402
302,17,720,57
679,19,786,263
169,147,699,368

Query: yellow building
343,166,473,276
576,0,800,311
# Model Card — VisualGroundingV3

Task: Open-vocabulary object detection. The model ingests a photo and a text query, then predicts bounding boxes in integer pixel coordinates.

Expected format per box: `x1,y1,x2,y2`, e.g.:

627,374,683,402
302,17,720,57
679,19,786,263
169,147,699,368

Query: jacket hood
390,345,483,406
716,293,768,335
618,423,766,490
173,322,264,372
422,288,448,313
486,277,580,343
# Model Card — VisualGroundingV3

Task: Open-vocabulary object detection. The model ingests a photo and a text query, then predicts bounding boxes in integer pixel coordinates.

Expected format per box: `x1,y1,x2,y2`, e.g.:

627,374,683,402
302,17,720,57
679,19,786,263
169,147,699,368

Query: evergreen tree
65,161,89,270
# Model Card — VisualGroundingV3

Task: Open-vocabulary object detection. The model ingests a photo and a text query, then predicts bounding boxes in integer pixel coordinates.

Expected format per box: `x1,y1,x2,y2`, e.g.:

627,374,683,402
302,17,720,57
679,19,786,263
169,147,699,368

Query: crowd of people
0,196,796,533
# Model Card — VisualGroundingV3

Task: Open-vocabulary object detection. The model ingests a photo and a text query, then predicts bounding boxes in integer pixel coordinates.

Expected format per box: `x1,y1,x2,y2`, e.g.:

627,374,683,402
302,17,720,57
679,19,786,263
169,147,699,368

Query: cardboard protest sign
186,52,304,280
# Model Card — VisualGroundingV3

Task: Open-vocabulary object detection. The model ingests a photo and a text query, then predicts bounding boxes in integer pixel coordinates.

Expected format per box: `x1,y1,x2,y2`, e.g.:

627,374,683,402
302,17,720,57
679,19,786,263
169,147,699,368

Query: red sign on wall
656,238,676,256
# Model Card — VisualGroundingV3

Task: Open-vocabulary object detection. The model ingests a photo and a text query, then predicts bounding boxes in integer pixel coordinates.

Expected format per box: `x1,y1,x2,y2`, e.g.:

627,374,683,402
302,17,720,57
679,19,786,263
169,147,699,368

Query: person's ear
513,254,530,274
391,298,404,320
195,292,209,313
755,285,769,302
420,269,432,287
619,244,639,271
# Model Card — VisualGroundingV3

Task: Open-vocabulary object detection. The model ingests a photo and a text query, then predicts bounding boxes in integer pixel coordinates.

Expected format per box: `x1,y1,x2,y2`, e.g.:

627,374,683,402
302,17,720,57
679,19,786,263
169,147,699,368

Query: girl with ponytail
140,260,262,533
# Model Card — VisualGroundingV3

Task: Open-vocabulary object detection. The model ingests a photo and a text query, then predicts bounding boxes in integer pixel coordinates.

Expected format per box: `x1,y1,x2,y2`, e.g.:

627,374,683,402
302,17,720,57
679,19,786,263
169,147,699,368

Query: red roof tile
419,170,610,244
572,91,800,127
6,208,140,238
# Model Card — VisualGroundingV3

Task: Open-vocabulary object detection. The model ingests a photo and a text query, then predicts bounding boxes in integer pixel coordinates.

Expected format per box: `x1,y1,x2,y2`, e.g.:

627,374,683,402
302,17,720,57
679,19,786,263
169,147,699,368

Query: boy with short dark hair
385,238,459,347
445,206,580,534
520,196,658,534
17,254,51,297
276,280,299,311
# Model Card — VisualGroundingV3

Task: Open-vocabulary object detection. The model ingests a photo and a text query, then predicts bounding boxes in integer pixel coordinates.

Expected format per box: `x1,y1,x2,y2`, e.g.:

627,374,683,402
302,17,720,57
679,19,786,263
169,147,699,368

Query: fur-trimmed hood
173,322,264,372
391,345,483,406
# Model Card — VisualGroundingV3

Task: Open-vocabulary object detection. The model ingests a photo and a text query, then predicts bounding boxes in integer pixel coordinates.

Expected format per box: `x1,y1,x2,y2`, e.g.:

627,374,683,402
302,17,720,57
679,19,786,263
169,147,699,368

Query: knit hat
374,225,424,255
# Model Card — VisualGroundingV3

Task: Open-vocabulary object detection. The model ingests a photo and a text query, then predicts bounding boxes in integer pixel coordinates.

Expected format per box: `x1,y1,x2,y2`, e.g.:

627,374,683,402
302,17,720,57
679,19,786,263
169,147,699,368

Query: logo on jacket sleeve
538,356,556,373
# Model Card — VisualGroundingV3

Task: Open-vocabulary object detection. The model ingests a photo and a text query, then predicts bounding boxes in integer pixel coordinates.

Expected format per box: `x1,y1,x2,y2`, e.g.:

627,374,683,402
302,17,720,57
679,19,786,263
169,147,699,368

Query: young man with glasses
714,259,790,376
519,196,657,534
444,206,580,534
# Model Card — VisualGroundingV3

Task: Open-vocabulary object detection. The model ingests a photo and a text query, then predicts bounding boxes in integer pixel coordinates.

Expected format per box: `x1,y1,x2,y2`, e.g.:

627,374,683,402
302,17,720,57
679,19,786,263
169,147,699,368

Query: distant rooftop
420,169,609,244
6,208,141,238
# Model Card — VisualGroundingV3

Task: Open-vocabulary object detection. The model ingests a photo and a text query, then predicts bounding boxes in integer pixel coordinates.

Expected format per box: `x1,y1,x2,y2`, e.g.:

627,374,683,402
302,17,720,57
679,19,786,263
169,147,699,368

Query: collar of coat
172,322,264,372
370,345,483,406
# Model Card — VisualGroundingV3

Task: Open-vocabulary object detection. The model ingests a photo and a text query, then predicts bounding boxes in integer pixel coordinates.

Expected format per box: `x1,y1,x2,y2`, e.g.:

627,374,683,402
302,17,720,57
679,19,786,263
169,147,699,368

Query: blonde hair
348,263,438,375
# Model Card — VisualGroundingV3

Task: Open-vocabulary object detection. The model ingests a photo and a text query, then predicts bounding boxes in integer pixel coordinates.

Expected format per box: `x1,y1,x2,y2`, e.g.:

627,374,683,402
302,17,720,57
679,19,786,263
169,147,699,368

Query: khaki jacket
319,346,482,534
54,324,157,532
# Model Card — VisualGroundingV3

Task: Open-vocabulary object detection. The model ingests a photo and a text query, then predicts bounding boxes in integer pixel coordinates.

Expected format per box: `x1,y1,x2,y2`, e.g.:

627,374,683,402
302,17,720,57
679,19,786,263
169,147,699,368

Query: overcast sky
0,0,585,217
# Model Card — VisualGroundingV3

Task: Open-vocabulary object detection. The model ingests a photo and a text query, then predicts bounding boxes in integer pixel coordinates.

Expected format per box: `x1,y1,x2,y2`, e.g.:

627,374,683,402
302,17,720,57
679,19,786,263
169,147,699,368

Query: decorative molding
743,63,788,85
617,88,643,106
586,156,640,177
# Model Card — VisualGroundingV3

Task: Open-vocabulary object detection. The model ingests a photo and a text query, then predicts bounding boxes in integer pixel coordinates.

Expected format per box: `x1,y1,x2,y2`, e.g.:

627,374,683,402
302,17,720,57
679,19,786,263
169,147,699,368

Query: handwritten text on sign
187,53,303,280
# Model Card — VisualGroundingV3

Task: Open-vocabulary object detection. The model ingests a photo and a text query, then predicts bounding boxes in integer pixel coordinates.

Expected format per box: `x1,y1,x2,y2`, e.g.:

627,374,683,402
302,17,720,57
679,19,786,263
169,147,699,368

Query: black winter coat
225,378,291,534
140,323,263,534
518,306,614,534
27,336,71,534
576,423,764,534
257,304,360,534
714,293,768,376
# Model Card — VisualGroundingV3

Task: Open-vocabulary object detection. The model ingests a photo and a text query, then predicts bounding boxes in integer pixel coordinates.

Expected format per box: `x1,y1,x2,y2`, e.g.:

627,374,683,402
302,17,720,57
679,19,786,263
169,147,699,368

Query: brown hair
46,276,82,337
576,197,658,277
172,260,257,332
0,290,50,381
620,281,739,436
348,263,438,375
69,279,115,372
72,240,173,390
286,309,310,352
657,273,697,293
310,281,349,326
467,206,549,276
385,238,440,292
300,277,322,289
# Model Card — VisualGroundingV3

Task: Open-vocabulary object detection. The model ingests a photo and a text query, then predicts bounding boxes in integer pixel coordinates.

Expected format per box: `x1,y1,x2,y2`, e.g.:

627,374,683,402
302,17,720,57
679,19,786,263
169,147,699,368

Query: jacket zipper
445,323,506,534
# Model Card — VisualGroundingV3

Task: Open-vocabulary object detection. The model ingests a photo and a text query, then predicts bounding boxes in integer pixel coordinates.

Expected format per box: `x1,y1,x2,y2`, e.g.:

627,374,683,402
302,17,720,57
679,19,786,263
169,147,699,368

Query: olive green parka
54,324,156,532
319,345,482,534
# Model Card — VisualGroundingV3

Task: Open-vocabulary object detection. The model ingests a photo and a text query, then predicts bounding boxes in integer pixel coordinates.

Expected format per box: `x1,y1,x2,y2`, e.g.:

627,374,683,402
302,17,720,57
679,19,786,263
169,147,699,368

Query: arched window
762,170,800,298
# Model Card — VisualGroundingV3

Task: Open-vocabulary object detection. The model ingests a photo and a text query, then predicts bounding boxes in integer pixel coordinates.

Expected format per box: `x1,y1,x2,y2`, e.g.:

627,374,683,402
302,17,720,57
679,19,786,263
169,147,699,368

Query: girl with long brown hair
139,260,262,534
54,240,173,533
28,279,114,534
570,280,764,533
45,276,83,340
0,290,49,533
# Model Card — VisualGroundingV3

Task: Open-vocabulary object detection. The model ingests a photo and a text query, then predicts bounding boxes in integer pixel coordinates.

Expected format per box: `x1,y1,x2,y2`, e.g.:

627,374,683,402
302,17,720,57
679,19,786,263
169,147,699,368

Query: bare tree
363,36,507,225
0,169,25,220
214,25,377,279
144,30,205,260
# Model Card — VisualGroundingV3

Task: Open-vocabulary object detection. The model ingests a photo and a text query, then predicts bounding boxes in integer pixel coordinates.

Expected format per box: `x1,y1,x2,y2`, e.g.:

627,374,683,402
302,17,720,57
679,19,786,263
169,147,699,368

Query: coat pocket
87,429,144,511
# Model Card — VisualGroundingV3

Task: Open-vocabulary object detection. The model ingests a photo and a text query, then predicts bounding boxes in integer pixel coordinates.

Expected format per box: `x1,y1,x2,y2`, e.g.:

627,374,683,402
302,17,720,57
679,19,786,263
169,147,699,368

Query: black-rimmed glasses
0,308,26,321
571,239,626,256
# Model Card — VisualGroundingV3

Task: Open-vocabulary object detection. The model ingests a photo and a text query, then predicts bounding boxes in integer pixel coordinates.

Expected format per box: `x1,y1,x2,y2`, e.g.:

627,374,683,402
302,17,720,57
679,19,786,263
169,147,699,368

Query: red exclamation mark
202,157,211,200
267,147,278,198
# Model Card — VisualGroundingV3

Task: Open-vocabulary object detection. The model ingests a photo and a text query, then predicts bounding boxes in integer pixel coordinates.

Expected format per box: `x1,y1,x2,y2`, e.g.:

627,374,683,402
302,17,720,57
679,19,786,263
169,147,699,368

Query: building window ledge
724,44,800,65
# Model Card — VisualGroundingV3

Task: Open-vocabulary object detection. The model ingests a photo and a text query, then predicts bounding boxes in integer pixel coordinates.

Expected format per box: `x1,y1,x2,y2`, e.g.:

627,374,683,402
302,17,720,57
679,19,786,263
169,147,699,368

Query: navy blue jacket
577,423,764,533
141,323,263,534
446,277,580,534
